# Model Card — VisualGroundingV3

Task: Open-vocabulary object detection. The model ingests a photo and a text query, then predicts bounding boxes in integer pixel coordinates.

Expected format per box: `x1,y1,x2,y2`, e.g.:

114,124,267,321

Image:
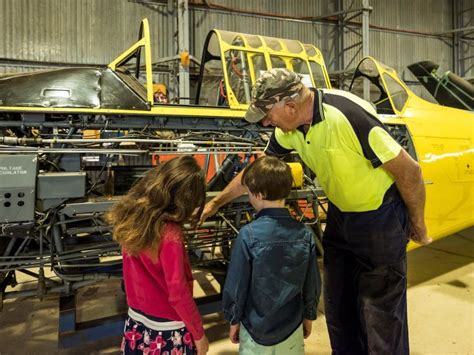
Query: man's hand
303,319,312,339
199,200,219,225
194,334,209,355
383,149,431,246
229,323,240,344
199,169,247,226
409,218,432,245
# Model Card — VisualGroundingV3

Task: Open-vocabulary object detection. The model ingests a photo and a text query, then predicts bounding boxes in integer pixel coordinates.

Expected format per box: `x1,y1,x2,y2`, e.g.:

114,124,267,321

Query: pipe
0,136,255,147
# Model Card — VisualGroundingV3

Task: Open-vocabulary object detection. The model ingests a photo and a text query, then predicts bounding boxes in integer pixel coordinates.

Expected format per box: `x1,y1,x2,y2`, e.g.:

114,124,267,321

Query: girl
108,156,209,355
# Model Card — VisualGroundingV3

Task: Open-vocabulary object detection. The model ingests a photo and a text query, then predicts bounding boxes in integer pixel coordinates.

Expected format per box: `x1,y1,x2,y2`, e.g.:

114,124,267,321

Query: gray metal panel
0,155,37,223
37,172,86,200
340,0,454,75
100,69,149,110
193,0,334,18
0,67,149,109
345,0,453,33
0,68,101,108
368,31,453,75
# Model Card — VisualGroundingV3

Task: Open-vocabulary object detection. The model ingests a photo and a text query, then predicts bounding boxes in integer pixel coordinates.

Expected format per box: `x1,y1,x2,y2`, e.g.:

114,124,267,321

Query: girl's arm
160,231,204,341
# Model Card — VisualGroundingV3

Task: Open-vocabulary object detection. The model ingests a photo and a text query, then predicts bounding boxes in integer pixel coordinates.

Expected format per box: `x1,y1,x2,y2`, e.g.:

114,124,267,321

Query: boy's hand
194,334,209,355
229,324,240,344
303,319,312,339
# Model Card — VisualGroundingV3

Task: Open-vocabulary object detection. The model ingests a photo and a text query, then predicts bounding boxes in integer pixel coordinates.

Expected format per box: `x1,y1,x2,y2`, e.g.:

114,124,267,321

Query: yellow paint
0,104,246,118
180,51,190,67
362,57,474,249
288,162,304,188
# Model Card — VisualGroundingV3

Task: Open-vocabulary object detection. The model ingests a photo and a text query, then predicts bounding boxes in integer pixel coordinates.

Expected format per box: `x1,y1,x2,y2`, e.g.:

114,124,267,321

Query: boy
222,156,321,355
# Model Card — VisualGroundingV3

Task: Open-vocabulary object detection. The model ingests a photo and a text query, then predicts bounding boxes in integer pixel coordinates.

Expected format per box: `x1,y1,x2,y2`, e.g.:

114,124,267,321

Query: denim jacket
222,208,321,346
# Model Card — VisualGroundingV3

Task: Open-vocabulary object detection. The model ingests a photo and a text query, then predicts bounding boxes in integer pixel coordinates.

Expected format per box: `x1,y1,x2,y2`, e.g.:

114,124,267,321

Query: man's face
260,101,298,132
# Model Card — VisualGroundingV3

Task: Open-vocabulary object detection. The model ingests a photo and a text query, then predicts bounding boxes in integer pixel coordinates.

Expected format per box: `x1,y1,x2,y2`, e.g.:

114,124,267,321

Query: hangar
0,0,472,354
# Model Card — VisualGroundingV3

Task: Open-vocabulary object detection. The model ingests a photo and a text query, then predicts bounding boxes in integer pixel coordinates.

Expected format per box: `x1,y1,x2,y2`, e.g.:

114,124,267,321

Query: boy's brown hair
241,156,292,201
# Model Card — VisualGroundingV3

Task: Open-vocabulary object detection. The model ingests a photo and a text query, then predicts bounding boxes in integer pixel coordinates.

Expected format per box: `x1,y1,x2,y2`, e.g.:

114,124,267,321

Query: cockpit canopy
196,29,331,108
350,57,410,115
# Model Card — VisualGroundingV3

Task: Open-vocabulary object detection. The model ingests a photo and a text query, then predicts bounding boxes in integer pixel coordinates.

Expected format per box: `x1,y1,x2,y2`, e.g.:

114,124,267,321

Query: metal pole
337,0,345,89
167,0,177,100
453,0,460,75
178,0,190,104
362,0,371,101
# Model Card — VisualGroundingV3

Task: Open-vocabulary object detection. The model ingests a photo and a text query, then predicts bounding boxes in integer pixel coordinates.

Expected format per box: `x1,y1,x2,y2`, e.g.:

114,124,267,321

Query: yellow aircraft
0,18,471,259
0,19,330,119
0,19,331,296
349,57,474,249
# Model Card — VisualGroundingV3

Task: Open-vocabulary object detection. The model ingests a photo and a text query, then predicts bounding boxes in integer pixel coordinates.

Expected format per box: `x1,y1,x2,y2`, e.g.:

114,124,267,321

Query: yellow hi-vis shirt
265,89,402,212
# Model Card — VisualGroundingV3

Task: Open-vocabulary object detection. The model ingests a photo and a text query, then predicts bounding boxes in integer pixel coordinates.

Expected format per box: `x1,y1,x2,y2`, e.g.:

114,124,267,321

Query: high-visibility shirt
265,88,402,212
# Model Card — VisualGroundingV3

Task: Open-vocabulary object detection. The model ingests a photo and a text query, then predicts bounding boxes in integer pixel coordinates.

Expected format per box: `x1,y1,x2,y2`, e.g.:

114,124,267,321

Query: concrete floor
0,227,473,354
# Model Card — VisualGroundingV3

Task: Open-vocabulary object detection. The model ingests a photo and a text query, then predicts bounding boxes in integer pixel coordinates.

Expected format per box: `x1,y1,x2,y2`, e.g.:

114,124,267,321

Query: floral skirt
122,309,196,355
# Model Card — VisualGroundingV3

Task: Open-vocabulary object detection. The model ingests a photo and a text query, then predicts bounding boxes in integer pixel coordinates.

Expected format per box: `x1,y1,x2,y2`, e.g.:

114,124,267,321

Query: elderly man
202,68,431,354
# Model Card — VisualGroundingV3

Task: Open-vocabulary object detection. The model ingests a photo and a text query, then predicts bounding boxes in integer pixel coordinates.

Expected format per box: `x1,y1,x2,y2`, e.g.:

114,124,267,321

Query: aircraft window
199,59,225,106
220,32,244,47
207,34,220,57
251,54,267,81
309,61,328,89
291,58,313,88
382,73,408,112
351,74,394,114
115,67,147,101
231,36,245,47
291,58,310,74
358,59,379,77
264,37,283,51
245,35,263,48
282,39,304,54
270,56,286,69
225,50,252,104
304,45,317,57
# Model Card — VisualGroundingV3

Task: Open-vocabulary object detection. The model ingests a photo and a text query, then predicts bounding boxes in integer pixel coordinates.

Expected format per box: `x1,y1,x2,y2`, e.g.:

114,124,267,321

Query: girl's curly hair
107,155,206,257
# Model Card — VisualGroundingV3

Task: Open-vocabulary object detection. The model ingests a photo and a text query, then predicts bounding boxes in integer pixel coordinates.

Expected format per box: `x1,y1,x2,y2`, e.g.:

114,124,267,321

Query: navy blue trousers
323,189,410,355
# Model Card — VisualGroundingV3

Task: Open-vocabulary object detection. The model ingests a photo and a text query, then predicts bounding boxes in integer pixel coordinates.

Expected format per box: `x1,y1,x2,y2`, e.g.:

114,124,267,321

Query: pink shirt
122,222,204,340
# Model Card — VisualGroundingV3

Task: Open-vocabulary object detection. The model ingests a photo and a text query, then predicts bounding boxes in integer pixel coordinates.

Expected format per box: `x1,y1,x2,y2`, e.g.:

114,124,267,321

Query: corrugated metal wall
0,0,176,75
0,0,471,98
460,0,473,79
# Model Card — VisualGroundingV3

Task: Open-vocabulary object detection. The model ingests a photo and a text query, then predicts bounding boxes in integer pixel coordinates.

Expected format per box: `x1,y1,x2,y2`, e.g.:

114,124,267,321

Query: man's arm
200,169,247,224
200,128,291,224
382,149,432,245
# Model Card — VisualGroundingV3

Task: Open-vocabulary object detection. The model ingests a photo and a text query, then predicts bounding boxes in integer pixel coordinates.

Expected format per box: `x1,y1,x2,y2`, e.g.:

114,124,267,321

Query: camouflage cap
245,68,304,123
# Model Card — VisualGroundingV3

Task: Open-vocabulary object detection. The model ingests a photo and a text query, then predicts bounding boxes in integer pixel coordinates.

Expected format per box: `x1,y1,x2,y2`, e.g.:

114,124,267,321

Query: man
201,68,431,354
